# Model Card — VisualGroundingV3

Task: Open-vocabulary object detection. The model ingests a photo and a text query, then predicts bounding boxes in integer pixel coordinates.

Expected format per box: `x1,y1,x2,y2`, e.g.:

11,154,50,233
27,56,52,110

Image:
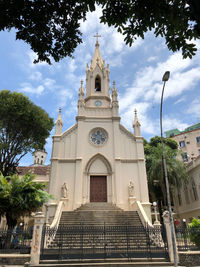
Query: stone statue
128,181,134,197
61,183,68,199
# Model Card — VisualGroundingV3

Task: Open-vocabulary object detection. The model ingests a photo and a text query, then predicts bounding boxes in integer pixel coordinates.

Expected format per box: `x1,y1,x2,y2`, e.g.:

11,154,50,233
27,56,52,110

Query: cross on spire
94,32,101,45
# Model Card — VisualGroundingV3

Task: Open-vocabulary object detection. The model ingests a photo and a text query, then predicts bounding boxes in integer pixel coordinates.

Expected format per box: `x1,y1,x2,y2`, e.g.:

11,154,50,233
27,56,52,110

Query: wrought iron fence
41,224,169,260
0,227,33,254
176,226,200,251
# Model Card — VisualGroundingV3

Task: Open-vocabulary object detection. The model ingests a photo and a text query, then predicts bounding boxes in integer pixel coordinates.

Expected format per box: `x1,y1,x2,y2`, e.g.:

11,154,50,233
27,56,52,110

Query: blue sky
0,7,200,166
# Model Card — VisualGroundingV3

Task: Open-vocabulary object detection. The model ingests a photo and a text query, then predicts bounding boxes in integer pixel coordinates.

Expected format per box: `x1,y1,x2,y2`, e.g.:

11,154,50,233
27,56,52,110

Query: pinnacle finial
55,107,63,135
133,109,141,128
81,80,83,86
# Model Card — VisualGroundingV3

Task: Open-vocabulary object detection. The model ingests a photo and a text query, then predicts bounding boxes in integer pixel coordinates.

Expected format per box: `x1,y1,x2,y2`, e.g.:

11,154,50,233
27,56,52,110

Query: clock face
90,128,108,145
95,100,102,106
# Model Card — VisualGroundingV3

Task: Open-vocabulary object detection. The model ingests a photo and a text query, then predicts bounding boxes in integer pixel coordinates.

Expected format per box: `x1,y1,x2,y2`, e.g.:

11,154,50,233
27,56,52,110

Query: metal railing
41,224,169,260
176,226,200,251
0,227,33,254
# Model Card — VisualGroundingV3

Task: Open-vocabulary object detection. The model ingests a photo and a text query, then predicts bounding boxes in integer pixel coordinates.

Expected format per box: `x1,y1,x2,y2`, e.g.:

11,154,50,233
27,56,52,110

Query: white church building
47,38,151,224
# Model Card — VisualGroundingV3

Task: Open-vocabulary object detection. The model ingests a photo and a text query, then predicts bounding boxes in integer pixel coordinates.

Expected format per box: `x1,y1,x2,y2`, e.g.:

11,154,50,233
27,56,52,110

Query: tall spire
133,109,141,136
55,107,63,135
91,33,104,69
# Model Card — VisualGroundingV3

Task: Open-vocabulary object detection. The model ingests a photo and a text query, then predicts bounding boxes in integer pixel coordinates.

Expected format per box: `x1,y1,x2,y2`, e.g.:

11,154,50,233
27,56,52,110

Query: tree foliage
144,136,188,208
0,90,53,176
0,172,51,228
189,218,200,248
0,0,199,63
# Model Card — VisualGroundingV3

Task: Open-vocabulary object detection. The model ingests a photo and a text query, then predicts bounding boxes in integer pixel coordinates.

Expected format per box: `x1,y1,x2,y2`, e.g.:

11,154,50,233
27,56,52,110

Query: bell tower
85,33,111,108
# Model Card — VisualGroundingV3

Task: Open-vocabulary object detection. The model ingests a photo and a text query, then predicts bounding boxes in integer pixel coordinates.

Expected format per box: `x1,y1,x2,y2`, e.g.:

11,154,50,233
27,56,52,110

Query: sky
0,7,200,166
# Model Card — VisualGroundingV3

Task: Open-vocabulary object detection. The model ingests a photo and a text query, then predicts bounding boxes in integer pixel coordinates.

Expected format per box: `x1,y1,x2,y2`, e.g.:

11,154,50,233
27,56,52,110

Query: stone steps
59,203,142,227
41,203,168,264
76,203,123,211
37,258,174,267
47,203,145,250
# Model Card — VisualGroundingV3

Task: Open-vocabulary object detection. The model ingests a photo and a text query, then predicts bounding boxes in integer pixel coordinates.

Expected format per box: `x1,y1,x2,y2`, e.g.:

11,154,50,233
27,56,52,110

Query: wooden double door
90,176,107,202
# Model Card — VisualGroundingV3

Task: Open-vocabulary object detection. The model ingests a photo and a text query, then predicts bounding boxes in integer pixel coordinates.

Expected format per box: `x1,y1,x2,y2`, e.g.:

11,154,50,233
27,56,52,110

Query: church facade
47,39,151,223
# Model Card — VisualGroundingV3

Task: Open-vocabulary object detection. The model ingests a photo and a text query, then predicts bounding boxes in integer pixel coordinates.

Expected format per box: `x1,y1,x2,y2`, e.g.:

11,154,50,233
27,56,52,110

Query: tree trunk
5,214,17,249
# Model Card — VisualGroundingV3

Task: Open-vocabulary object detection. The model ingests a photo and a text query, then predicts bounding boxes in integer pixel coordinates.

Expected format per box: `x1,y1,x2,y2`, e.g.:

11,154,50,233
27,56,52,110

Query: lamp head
153,201,157,207
162,71,170,82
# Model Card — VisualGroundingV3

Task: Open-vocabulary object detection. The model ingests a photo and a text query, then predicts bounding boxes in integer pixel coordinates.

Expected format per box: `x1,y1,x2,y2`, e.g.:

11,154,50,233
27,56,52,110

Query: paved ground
0,265,200,267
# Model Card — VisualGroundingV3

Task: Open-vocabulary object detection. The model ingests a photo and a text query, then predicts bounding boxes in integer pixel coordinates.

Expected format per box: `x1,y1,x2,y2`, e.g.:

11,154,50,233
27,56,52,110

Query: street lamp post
160,71,178,267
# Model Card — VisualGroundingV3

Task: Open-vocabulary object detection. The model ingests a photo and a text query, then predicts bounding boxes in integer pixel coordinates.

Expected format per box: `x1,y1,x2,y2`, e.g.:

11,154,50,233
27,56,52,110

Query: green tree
0,0,199,64
0,90,54,177
189,218,200,248
0,172,51,247
144,137,188,210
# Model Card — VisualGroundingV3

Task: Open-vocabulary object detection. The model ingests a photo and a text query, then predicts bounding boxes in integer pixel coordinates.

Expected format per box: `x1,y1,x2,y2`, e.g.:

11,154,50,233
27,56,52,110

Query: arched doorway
84,154,113,203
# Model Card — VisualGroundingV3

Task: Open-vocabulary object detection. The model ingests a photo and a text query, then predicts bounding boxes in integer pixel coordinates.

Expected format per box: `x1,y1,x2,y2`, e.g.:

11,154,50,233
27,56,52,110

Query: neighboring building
17,149,50,185
166,124,200,222
46,39,151,224
0,150,50,228
165,123,200,162
173,155,200,222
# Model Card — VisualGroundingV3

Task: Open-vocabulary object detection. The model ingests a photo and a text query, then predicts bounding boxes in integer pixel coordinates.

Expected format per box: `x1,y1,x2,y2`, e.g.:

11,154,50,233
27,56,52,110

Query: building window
196,136,200,143
198,149,200,155
95,75,101,91
184,185,190,204
179,140,186,148
178,192,182,206
181,152,188,162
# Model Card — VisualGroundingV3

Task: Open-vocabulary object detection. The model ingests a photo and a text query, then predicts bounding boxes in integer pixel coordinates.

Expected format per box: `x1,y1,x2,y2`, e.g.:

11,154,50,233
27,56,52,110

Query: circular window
89,128,108,145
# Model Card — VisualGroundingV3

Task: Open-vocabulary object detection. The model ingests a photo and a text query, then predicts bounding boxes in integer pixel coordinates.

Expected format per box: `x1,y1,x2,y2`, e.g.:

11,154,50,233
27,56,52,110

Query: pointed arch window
95,75,101,91
191,178,198,201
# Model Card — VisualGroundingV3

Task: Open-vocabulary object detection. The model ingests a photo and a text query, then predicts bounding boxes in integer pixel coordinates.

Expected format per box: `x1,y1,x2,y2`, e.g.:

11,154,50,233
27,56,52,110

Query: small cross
94,32,101,44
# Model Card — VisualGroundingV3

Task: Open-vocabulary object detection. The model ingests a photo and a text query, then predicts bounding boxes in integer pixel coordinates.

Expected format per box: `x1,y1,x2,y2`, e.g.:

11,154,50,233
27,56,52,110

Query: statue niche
95,75,101,91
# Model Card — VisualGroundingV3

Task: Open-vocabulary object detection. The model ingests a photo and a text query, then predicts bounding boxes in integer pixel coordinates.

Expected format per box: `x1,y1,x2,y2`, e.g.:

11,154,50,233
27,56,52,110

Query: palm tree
145,140,188,212
0,172,51,247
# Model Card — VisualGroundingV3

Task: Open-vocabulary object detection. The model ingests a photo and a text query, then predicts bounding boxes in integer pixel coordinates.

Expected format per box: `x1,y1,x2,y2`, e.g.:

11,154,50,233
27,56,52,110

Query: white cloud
174,97,186,105
163,117,189,132
187,97,200,118
80,6,102,34
58,89,74,108
43,78,56,88
147,56,157,62
20,83,45,95
29,71,42,81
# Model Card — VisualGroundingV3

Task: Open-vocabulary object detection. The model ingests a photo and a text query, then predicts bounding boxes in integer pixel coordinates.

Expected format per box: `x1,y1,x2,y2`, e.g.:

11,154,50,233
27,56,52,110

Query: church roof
17,165,50,176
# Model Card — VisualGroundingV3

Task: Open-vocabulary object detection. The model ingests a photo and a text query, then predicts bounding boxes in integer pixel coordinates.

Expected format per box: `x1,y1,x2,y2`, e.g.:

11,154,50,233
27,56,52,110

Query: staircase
59,203,143,226
40,203,170,266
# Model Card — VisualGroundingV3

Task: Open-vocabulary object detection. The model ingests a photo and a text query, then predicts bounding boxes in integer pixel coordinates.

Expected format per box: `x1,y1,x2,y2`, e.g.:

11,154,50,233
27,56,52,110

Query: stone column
163,211,179,263
30,212,45,266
